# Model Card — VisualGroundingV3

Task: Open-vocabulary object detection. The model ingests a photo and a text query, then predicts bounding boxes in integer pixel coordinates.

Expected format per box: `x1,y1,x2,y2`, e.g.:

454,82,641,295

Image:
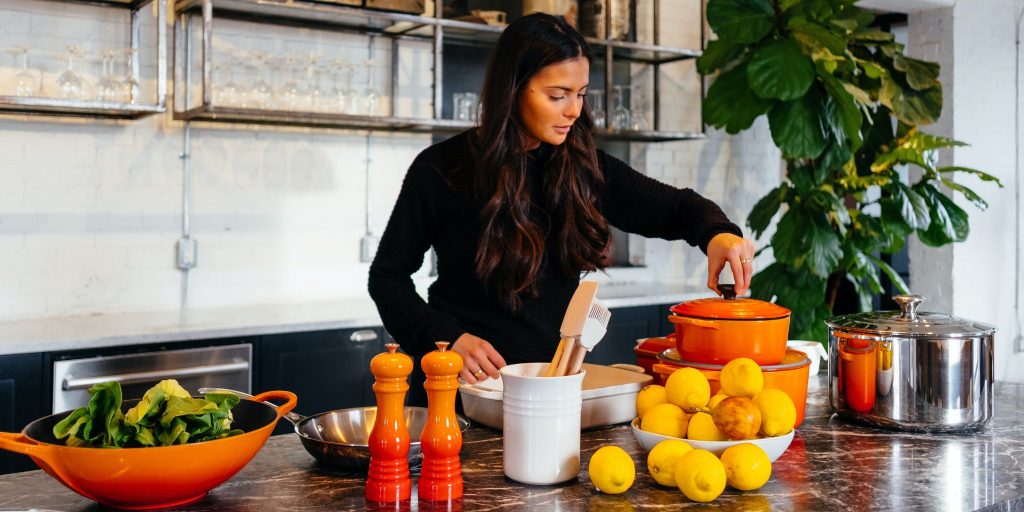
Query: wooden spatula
546,280,600,377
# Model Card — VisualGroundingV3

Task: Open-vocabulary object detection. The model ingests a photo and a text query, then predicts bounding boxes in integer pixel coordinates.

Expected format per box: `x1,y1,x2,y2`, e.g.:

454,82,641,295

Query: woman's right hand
451,333,507,384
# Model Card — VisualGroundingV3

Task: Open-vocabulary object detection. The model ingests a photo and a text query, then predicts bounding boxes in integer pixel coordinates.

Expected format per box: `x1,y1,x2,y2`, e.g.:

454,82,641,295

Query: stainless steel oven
52,344,251,413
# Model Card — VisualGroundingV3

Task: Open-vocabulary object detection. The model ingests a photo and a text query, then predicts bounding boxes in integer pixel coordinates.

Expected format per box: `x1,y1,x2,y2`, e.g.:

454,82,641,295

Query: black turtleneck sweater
367,130,742,363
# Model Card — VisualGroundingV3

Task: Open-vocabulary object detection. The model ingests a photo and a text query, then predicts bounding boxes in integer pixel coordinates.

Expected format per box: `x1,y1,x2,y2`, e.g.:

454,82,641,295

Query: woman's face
518,57,589,149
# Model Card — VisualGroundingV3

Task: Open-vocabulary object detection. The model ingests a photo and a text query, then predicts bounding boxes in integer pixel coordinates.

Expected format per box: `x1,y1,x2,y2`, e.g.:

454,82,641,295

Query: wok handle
0,432,38,456
252,390,298,419
668,315,719,330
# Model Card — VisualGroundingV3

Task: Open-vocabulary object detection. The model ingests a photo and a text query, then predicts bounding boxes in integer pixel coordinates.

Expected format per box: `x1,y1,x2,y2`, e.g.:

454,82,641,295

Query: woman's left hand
706,233,757,296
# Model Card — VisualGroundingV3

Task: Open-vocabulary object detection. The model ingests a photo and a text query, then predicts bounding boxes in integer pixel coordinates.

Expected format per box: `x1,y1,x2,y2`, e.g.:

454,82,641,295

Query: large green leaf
869,254,910,294
892,54,940,91
789,17,848,55
849,30,894,42
937,165,1004,186
914,184,958,245
772,204,842,278
707,0,775,44
704,63,775,133
768,88,829,158
894,181,931,229
747,39,816,100
881,74,943,125
929,186,970,241
748,185,789,238
818,69,862,150
698,39,746,74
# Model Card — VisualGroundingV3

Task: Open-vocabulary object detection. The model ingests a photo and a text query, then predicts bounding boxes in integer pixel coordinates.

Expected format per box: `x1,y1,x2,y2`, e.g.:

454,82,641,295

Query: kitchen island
2,375,1023,511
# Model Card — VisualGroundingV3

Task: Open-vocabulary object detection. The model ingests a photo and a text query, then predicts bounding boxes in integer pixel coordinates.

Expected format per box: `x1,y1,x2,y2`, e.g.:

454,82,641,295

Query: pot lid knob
717,284,737,300
893,294,925,321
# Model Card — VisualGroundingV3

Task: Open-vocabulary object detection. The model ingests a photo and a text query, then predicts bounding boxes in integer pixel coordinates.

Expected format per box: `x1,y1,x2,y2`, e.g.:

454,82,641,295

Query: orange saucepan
669,284,791,366
0,390,296,510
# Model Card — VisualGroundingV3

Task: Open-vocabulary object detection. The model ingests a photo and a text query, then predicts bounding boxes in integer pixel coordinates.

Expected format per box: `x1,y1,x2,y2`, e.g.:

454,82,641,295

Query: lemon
720,443,772,491
720,358,764,398
636,384,668,418
588,445,636,494
640,403,689,438
674,449,726,502
754,388,797,436
708,391,729,410
686,411,728,441
646,439,692,487
665,368,711,411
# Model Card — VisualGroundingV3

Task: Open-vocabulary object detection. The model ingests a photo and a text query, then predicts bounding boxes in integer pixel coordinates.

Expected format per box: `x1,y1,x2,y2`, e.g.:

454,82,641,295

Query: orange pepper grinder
418,341,464,502
366,342,413,503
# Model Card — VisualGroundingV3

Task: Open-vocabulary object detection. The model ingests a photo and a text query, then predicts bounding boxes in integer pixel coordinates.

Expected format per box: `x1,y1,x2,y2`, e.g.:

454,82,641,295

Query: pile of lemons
636,358,796,442
585,358,798,501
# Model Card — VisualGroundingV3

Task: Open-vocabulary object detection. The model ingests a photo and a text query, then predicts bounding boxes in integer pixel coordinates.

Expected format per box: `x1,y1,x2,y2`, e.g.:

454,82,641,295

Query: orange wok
0,390,296,510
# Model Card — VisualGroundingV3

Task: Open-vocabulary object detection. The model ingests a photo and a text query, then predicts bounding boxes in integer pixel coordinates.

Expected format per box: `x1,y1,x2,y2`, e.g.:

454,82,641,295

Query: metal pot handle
893,294,925,321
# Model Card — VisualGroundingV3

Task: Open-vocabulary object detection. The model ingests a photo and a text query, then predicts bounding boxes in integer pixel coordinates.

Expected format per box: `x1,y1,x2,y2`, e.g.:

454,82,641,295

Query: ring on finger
473,369,485,378
741,257,753,263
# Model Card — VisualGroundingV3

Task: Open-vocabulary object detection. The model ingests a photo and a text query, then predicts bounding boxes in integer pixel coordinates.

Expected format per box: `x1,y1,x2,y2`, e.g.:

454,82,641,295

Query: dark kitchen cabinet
256,327,386,435
0,353,44,474
588,303,674,367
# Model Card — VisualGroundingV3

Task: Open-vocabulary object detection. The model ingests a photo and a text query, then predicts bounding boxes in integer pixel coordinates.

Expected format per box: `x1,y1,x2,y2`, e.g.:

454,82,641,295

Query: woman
368,13,755,392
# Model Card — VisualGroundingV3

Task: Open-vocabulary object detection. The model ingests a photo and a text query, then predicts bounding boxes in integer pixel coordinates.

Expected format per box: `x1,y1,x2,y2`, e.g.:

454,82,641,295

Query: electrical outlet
177,238,198,270
360,235,379,263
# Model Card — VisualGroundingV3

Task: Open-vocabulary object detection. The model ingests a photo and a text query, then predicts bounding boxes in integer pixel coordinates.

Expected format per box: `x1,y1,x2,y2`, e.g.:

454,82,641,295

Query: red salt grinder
418,341,464,502
366,342,413,503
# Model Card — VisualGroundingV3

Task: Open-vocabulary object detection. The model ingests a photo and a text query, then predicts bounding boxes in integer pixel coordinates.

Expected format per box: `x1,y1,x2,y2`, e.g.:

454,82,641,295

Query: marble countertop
2,375,1023,511
0,281,701,356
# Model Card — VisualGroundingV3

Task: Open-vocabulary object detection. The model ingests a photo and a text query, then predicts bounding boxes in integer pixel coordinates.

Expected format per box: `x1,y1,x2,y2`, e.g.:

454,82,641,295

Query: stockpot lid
669,284,790,320
826,294,997,338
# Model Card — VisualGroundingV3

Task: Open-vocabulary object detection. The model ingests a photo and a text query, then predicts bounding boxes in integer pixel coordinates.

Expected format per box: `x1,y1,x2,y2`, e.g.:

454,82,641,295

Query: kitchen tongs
545,280,611,377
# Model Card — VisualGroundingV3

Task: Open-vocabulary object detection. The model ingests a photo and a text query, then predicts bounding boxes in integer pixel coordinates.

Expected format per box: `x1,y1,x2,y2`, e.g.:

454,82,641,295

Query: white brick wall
906,0,1024,381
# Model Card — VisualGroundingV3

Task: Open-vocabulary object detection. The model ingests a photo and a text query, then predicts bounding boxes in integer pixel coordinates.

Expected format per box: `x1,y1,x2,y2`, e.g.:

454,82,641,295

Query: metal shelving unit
0,0,167,120
172,0,703,141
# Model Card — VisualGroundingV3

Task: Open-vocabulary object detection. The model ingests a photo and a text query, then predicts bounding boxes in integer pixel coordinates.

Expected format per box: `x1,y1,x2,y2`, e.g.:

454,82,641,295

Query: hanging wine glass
630,85,648,131
362,59,380,116
56,44,86,100
329,58,349,114
304,53,326,113
11,45,38,97
96,49,119,102
119,48,141,103
611,85,630,130
249,51,273,109
589,88,606,128
278,53,304,111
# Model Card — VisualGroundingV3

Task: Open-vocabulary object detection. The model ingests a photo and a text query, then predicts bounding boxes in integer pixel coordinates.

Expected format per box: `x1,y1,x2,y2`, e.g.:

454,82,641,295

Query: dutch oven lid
827,294,997,337
669,284,791,320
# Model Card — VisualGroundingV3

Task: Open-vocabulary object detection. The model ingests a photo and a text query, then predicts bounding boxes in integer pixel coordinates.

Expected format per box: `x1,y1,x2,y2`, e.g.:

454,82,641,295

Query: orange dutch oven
0,390,296,510
669,284,791,366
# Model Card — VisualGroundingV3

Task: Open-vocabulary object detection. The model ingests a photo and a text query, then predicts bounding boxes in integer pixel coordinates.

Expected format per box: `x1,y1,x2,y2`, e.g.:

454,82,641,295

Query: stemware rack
0,0,167,119
172,0,704,141
3,0,704,142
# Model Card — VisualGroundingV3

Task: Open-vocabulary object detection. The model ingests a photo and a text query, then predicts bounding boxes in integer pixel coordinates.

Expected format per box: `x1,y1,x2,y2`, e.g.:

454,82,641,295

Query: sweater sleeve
599,151,743,253
368,161,466,356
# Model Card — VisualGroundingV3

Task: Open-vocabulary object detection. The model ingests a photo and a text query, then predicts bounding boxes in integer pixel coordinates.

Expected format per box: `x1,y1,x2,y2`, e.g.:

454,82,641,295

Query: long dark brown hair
467,13,610,309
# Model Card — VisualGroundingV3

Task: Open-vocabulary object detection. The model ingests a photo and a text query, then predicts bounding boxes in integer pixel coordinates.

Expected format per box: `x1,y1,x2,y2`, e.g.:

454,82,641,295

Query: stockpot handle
893,294,925,321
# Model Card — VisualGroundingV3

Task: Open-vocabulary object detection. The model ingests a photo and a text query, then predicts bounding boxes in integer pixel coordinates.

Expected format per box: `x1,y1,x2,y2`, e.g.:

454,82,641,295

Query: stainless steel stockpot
827,294,996,432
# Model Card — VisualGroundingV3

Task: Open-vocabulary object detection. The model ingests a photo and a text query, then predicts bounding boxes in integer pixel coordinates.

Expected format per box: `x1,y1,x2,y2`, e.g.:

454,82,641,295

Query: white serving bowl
630,418,794,462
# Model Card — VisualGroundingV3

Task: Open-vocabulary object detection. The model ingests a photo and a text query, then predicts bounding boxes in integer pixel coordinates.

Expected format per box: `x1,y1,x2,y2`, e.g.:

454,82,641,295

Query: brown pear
711,396,762,440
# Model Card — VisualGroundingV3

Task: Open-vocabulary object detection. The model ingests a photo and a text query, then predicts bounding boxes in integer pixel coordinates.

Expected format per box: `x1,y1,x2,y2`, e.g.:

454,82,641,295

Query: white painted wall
906,0,1024,381
0,1,779,321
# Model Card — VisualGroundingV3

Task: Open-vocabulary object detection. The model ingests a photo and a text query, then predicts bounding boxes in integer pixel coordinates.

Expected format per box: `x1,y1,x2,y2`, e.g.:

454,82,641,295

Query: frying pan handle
0,432,39,456
668,315,719,330
252,390,298,419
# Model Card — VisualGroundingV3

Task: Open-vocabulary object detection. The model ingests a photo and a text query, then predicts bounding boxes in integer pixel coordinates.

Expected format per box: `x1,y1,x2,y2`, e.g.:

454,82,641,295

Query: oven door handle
62,361,250,391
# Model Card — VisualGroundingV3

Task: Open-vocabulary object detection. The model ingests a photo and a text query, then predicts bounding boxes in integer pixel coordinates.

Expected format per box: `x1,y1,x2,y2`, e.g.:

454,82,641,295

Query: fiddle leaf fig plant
700,0,1002,341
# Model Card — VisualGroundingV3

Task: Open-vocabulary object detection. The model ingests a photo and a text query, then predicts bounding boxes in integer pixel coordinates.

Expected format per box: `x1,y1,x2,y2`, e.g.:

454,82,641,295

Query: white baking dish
459,363,652,430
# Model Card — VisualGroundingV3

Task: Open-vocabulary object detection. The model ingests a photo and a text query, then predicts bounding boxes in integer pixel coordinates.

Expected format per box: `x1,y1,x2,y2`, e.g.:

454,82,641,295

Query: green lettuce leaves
53,379,243,448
